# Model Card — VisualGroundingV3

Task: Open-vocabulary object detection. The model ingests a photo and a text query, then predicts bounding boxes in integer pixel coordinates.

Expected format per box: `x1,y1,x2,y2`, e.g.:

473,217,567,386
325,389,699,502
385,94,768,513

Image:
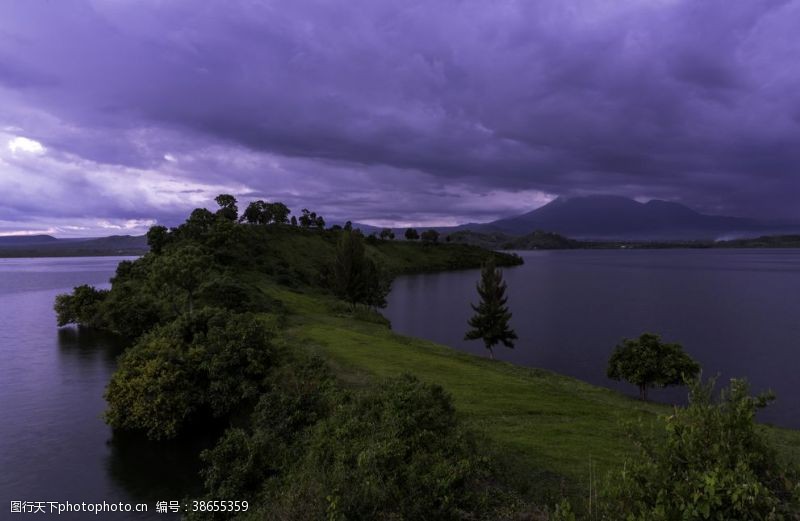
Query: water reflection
0,257,203,520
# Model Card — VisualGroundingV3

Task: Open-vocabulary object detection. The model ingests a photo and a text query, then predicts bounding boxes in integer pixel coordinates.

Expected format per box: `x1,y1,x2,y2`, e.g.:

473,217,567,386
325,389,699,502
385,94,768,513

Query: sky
0,0,799,237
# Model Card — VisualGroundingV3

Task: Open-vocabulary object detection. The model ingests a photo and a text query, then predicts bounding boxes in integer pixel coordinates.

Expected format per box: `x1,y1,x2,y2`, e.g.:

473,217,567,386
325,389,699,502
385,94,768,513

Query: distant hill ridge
0,234,60,246
0,234,148,257
358,195,798,240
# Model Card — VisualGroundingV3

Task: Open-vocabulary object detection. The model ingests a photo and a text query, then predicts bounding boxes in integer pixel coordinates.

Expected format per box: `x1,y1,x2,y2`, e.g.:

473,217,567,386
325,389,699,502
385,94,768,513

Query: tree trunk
487,346,494,360
639,384,648,401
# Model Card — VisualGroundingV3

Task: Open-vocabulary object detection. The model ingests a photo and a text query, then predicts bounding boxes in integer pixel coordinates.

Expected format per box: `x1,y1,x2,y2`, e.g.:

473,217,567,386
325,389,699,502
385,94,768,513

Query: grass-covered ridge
55,201,800,519
266,283,800,492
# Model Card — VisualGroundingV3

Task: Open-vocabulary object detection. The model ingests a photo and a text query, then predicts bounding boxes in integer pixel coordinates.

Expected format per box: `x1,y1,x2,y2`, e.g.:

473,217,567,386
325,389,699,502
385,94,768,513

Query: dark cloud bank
0,0,799,235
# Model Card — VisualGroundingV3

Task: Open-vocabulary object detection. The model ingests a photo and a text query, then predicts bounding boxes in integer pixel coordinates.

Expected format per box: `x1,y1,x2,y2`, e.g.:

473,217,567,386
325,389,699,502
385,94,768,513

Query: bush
598,378,800,520
197,357,333,506
54,284,109,328
105,310,277,440
272,375,495,520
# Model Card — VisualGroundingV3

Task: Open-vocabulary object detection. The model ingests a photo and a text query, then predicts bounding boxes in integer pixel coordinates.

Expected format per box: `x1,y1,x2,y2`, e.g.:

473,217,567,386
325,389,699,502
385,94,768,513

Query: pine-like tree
464,259,517,359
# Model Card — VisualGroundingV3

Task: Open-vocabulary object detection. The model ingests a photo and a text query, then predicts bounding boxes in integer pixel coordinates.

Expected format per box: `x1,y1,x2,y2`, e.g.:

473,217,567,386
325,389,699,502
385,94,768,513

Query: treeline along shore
54,195,800,520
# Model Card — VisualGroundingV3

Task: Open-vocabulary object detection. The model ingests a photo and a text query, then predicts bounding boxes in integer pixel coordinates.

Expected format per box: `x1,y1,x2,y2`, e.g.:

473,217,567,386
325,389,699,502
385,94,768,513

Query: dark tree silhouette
607,333,700,401
405,228,419,241
214,194,238,221
464,259,517,359
421,229,439,243
146,225,170,254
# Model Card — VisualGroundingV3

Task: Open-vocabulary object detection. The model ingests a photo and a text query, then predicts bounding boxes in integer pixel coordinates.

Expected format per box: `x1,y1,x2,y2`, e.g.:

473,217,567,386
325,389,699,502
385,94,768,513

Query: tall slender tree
464,259,517,359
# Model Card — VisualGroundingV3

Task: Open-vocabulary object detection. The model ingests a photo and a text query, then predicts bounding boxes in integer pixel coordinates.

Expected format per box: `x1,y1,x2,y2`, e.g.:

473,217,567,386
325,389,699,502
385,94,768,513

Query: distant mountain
0,234,148,258
476,195,782,240
0,234,60,246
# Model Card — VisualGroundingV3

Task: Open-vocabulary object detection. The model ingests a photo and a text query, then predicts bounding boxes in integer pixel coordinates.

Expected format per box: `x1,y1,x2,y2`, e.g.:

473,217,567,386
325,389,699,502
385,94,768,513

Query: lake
385,249,800,429
0,257,200,520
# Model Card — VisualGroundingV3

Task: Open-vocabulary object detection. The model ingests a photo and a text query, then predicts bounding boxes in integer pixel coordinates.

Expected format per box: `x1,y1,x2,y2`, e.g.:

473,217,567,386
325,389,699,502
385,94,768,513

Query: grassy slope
254,276,800,501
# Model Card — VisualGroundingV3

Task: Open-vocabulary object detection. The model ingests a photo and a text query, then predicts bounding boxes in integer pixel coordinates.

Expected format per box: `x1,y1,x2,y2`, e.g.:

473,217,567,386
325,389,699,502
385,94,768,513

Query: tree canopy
607,332,700,400
420,229,440,243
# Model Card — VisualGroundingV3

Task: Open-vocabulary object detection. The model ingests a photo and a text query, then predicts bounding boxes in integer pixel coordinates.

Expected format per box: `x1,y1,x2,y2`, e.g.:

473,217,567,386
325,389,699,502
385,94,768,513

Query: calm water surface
385,249,800,428
0,257,200,519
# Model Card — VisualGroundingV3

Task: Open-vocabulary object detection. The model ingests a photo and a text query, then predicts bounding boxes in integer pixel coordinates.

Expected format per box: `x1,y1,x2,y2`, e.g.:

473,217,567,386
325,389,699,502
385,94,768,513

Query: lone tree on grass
607,332,700,401
405,228,419,241
464,259,517,359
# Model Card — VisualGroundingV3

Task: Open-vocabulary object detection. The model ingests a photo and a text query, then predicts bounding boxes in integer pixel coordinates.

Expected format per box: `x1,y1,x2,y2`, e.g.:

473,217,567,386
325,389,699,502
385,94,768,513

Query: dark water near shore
385,249,800,429
0,257,200,519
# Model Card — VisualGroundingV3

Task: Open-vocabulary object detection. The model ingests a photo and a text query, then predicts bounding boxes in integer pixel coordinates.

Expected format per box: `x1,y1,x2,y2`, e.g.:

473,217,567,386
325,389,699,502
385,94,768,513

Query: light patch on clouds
0,226,57,237
7,136,46,155
97,218,156,230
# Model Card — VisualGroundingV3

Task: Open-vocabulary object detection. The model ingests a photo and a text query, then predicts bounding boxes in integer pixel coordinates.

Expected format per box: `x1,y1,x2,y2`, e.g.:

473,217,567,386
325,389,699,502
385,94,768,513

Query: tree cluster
298,208,325,229
105,309,277,440
240,200,291,225
330,230,392,309
195,374,503,521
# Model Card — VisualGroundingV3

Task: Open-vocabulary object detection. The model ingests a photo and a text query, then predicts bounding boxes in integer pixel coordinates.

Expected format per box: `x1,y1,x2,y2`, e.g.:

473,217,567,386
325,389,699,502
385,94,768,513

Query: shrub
54,284,109,328
273,375,494,520
105,310,277,440
598,378,800,520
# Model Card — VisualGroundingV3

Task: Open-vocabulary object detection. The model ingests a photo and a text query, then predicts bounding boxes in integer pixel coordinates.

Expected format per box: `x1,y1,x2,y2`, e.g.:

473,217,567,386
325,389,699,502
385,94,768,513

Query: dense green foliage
196,374,506,520
54,284,109,327
464,259,518,359
597,379,799,520
607,333,701,400
329,230,392,309
52,197,528,518
105,309,277,439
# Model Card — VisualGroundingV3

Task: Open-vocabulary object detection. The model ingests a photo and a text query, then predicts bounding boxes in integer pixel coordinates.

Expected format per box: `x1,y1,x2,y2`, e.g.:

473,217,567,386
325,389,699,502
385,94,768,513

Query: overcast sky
1,0,799,236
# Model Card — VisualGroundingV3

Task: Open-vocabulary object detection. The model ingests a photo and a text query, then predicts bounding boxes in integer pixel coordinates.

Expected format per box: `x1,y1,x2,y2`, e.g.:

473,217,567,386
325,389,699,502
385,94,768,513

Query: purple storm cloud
0,0,798,236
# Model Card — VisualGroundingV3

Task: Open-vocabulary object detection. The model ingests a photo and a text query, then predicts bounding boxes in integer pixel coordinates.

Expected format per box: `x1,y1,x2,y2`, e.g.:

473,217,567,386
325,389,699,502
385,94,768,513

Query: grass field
258,281,800,502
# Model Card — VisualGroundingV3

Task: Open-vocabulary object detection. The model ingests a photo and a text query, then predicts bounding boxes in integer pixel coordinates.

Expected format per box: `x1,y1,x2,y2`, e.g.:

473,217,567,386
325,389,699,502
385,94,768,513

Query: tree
182,208,218,239
598,378,799,519
54,284,109,327
607,333,700,401
420,229,439,243
331,231,390,309
298,209,314,228
332,230,367,308
290,216,298,226
214,194,238,221
315,215,325,229
464,259,517,359
405,228,419,241
379,228,395,240
149,245,212,315
268,202,291,224
146,225,170,254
